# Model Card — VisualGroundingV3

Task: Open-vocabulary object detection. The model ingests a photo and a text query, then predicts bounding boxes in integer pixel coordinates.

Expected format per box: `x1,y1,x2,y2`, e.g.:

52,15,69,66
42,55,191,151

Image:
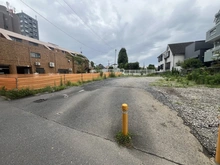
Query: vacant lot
148,77,220,155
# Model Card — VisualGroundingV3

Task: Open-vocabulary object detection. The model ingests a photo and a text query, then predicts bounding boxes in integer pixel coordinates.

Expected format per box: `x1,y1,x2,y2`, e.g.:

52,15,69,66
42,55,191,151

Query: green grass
150,77,197,88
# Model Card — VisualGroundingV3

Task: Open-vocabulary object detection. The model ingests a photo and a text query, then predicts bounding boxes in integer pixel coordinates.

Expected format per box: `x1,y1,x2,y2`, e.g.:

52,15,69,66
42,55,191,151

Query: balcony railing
206,23,220,42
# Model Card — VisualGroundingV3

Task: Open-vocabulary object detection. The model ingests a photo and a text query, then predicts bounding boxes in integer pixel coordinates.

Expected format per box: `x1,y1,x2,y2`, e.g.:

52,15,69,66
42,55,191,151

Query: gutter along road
0,77,213,165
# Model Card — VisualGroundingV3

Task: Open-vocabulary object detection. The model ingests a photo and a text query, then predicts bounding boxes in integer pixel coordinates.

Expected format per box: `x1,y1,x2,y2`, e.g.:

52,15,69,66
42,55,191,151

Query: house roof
168,42,194,55
0,28,88,59
157,51,166,58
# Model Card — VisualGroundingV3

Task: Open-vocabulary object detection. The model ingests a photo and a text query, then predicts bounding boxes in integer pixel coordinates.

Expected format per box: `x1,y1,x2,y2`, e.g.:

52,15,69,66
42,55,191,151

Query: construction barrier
0,72,121,90
0,77,17,90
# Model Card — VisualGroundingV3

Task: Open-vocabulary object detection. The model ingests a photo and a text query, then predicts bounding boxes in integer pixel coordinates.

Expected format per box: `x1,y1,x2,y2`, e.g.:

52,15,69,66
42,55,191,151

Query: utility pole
114,49,117,68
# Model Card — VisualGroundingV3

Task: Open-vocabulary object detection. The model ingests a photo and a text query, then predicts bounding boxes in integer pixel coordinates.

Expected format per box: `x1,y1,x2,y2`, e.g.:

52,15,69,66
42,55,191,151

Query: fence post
64,74,66,84
15,78,18,89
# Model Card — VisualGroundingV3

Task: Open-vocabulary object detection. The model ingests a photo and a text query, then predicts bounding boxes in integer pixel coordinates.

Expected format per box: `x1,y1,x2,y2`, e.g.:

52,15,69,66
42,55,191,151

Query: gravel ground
144,77,220,156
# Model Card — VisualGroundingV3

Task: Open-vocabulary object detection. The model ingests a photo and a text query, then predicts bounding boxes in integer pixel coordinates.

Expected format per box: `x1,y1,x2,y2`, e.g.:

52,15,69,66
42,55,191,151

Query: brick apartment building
0,28,89,74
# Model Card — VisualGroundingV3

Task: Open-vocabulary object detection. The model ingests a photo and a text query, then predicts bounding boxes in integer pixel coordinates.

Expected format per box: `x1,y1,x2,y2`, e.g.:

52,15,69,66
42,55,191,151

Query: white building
158,42,193,71
204,10,220,65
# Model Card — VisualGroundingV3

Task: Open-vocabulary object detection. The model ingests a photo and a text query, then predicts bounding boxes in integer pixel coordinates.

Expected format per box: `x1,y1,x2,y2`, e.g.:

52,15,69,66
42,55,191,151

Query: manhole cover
33,99,47,103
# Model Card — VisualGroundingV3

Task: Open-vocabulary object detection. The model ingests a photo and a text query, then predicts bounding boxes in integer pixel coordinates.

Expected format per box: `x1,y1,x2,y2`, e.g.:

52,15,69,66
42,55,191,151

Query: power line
19,0,107,54
62,0,115,50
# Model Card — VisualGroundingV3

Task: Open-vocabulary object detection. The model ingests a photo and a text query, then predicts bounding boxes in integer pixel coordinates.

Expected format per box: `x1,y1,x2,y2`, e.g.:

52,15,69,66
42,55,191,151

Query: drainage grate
33,99,47,103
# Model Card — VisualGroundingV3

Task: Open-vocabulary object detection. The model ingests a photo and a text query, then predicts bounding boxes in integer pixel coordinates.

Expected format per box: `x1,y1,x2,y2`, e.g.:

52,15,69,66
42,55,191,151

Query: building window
164,51,170,59
9,36,22,42
36,68,45,74
29,42,38,47
30,52,40,58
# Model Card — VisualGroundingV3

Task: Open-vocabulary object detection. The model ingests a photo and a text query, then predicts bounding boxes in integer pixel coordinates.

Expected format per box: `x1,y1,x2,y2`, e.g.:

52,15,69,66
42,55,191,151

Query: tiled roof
168,42,194,55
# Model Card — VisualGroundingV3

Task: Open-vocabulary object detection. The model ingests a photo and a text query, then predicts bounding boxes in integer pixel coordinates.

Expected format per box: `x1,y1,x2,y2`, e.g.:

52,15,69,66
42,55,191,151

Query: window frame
30,52,41,58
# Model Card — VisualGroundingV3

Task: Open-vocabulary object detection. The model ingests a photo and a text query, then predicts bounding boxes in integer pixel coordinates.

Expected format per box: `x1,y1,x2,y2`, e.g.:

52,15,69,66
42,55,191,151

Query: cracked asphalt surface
0,77,214,165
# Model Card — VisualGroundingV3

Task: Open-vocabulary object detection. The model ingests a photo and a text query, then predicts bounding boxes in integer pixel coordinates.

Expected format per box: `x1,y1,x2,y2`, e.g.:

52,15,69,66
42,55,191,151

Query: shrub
66,80,72,86
100,71,103,77
5,88,35,99
181,58,203,69
53,85,66,91
0,86,6,96
77,80,83,85
41,86,54,93
187,68,220,85
104,74,107,79
109,72,116,77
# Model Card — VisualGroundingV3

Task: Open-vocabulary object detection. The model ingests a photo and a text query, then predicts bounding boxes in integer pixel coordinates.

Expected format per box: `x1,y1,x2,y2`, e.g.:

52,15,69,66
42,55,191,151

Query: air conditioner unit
35,62,40,66
69,68,72,71
49,62,55,68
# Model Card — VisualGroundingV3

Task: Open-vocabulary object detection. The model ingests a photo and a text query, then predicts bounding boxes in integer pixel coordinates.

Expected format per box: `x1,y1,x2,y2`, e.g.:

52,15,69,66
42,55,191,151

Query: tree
117,48,128,68
180,58,203,69
91,61,94,67
124,62,139,69
147,64,155,70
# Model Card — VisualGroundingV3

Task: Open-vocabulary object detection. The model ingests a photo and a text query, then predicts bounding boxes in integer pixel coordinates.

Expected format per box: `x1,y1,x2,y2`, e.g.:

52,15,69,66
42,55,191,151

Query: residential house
204,10,220,65
158,42,193,71
0,28,89,74
157,51,165,71
185,40,213,66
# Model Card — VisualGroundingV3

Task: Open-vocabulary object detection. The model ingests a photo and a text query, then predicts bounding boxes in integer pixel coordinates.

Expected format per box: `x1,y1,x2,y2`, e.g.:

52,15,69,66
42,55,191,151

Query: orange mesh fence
0,72,121,90
0,78,17,90
17,75,63,89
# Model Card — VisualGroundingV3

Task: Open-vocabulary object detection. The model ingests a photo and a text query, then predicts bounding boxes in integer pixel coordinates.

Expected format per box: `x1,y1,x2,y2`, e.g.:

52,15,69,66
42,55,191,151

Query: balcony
204,48,219,62
206,23,220,42
213,44,220,52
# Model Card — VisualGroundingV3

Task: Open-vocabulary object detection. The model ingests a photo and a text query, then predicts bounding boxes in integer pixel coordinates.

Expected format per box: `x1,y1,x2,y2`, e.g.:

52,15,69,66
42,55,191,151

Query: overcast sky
1,0,220,67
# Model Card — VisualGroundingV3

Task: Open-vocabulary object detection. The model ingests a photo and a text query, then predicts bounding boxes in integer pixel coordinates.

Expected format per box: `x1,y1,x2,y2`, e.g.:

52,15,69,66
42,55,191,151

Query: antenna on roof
13,7,16,13
35,15,37,20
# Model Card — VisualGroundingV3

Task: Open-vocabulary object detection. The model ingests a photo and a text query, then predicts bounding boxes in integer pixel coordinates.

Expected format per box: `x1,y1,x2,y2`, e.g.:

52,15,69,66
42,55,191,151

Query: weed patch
115,132,132,147
109,72,116,78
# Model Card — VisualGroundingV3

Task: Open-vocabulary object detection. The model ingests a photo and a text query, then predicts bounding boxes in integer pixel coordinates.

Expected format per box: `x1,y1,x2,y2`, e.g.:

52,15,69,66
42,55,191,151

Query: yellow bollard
216,125,220,164
122,103,128,136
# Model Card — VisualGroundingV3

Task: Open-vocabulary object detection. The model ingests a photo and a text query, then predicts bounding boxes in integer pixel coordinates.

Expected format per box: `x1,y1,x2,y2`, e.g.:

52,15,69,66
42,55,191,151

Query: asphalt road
0,77,214,165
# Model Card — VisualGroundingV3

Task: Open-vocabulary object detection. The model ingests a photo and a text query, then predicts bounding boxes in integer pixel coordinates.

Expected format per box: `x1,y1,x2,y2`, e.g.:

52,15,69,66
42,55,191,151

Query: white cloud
3,0,220,66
